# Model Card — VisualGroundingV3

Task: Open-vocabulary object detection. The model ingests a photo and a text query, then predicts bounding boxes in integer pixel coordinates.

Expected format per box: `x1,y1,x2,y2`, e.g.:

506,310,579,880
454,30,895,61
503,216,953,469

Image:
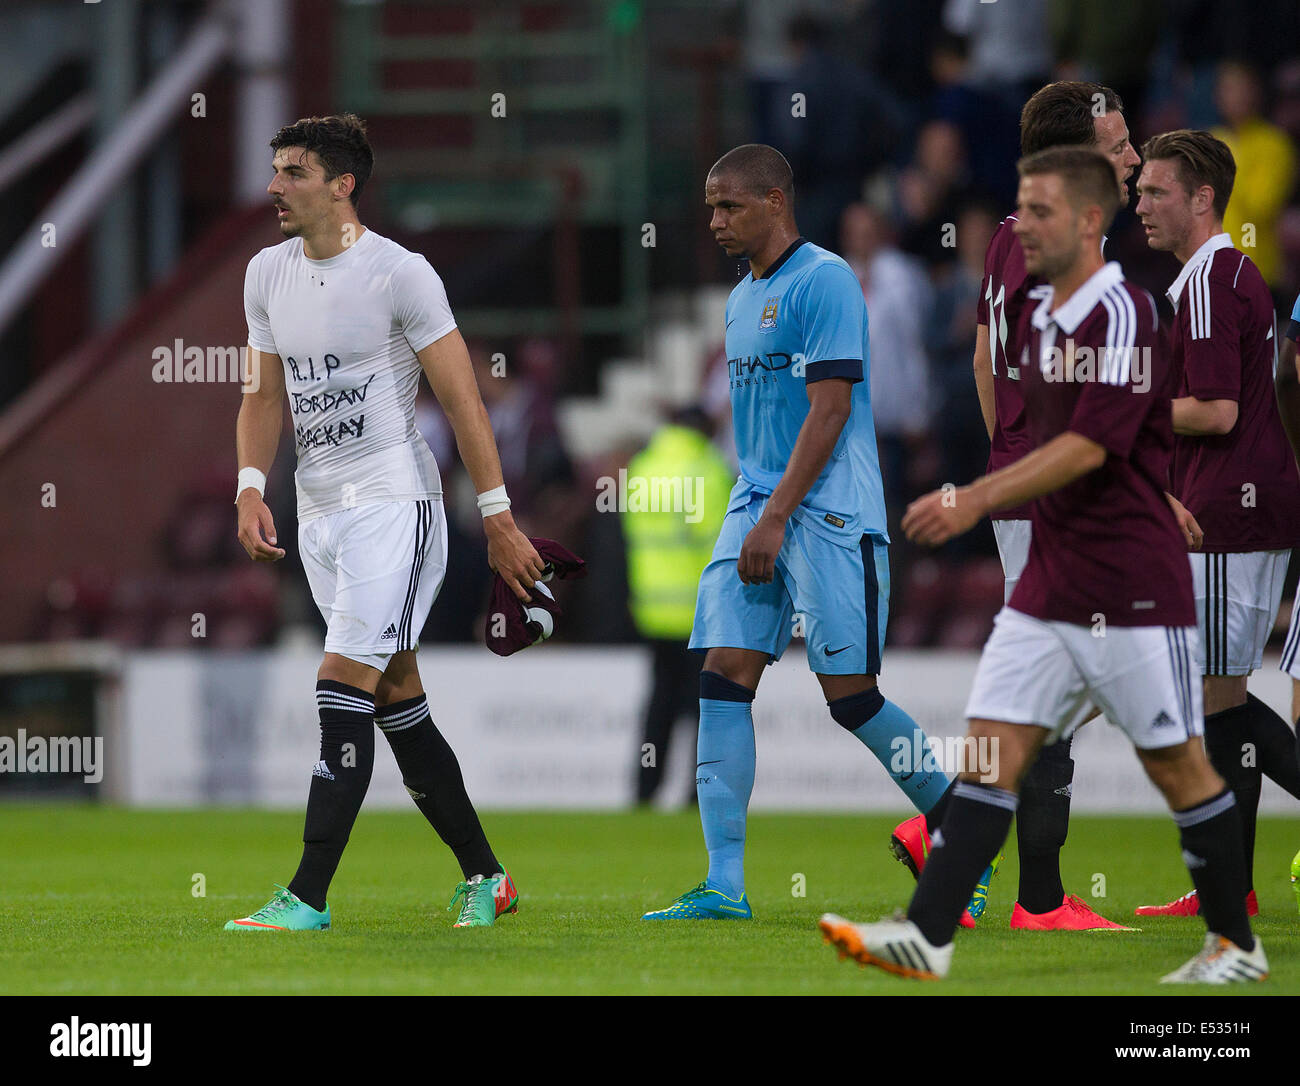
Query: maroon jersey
1009,262,1196,628
1167,234,1300,552
977,215,1038,519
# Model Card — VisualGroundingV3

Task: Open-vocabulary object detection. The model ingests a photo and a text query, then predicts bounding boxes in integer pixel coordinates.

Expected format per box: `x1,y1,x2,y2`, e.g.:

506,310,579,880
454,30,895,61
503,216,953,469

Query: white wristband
236,467,267,503
476,484,511,518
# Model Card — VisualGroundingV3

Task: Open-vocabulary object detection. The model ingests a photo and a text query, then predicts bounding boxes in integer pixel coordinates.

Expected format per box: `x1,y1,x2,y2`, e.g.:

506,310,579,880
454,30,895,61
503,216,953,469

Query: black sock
1174,789,1254,951
924,780,954,837
1204,701,1260,890
1015,736,1074,913
288,681,376,911
1244,693,1300,799
908,781,1017,947
376,694,500,879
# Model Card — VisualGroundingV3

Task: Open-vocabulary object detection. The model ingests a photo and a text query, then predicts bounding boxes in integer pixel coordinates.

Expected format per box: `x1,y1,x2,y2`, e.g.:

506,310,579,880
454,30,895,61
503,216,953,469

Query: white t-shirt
243,228,455,521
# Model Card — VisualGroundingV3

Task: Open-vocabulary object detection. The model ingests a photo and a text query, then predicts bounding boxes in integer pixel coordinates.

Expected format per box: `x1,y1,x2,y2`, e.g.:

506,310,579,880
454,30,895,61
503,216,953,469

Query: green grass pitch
2,805,1297,995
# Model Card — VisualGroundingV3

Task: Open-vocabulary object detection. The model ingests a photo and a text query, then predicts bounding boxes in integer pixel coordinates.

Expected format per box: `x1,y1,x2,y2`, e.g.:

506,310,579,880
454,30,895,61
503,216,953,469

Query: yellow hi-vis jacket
1214,118,1297,288
622,424,734,640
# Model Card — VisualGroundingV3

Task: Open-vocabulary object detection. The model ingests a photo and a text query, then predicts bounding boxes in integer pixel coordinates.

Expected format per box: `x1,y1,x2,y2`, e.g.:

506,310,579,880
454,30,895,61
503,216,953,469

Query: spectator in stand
840,203,936,537
895,120,974,270
928,31,1022,210
852,0,946,136
1050,0,1165,117
943,0,1051,113
775,14,904,250
1213,60,1298,295
928,199,1000,514
412,339,578,643
468,338,576,533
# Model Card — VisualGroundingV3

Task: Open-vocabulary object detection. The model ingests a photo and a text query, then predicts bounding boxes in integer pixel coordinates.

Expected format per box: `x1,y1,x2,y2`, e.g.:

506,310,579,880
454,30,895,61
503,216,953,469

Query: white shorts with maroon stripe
965,607,1203,750
1190,550,1289,676
992,519,1032,604
300,499,447,667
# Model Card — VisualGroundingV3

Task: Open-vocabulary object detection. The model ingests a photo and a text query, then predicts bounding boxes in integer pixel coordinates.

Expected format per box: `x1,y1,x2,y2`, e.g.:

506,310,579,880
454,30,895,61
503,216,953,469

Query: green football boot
967,851,1003,920
449,871,519,928
641,882,752,920
1291,848,1300,916
225,885,330,931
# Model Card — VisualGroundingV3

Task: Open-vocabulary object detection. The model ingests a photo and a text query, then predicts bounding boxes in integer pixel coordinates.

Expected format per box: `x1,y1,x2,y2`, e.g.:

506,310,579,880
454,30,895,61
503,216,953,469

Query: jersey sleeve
391,255,457,354
795,264,865,384
243,251,277,354
1181,268,1245,401
976,228,999,325
1286,291,1300,343
1067,290,1161,459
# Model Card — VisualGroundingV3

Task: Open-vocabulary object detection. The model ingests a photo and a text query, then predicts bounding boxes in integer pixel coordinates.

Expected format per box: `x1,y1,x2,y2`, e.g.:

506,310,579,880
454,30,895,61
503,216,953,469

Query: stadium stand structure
0,206,283,644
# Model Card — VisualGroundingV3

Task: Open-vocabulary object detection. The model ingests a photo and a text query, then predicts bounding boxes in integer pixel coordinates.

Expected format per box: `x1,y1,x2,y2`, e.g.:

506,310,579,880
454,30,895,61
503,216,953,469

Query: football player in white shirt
226,114,543,932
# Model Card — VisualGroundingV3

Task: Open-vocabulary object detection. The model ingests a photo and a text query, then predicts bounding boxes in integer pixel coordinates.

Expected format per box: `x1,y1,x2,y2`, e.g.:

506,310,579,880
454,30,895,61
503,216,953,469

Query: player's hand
236,490,286,562
738,513,786,585
1165,492,1203,550
902,486,982,547
484,512,546,601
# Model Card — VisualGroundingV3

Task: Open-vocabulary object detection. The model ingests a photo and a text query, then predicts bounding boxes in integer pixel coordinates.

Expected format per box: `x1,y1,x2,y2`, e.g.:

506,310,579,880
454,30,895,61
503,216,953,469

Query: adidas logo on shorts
380,623,398,640
1151,710,1176,730
312,760,335,781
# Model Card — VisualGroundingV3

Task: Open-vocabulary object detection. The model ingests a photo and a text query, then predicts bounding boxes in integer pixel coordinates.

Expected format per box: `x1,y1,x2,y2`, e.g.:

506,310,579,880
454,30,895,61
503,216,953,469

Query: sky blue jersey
724,237,888,543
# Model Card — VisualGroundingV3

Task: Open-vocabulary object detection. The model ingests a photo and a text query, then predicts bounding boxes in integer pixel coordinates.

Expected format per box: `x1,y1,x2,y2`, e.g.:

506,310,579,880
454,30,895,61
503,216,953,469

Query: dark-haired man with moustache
1134,128,1300,919
228,114,542,931
822,147,1265,985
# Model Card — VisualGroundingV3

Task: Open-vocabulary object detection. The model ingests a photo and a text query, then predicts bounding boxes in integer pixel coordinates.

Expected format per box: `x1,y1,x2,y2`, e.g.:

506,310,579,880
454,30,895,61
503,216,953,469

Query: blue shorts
689,492,890,675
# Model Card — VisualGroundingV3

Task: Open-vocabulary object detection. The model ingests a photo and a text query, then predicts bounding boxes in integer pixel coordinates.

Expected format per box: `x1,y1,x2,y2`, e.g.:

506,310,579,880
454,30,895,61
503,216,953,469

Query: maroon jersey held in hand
977,214,1039,520
1009,262,1196,628
1167,233,1300,553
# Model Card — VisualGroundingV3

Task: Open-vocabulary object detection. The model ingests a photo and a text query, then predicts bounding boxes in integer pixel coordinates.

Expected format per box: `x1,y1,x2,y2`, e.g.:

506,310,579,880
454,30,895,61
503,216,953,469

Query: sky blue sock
697,671,756,899
828,689,951,814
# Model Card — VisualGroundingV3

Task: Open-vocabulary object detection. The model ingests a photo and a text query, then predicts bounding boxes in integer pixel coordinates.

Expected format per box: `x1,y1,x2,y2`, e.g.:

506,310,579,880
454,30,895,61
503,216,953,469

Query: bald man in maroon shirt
821,147,1264,985
1134,129,1300,919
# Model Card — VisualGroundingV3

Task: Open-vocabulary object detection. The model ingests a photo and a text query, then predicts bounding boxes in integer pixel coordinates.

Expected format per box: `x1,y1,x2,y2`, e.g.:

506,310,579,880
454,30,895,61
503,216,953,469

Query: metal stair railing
334,0,648,350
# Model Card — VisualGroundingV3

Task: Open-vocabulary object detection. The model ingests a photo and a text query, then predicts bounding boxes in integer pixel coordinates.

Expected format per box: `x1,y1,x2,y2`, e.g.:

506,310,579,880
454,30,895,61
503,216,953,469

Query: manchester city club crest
759,296,779,332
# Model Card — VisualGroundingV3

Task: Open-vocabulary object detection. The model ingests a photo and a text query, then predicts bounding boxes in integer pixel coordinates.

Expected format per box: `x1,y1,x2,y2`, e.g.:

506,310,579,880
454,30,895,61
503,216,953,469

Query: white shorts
300,499,447,666
965,607,1203,750
1190,550,1289,676
992,519,1032,604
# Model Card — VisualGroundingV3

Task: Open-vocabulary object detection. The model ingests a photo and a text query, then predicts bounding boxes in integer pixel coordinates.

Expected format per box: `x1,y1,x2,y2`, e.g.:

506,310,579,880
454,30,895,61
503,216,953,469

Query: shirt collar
1030,261,1125,335
757,237,807,280
1165,232,1233,310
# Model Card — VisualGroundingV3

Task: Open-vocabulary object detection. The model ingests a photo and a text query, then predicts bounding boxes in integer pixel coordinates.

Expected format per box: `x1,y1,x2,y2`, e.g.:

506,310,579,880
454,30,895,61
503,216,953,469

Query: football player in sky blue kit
642,145,994,920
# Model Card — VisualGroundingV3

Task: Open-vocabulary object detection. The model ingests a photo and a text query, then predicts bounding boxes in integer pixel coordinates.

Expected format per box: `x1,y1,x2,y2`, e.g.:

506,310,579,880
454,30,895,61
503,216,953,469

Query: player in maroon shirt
1134,129,1300,918
1273,291,1300,740
822,148,1264,984
890,82,1148,932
